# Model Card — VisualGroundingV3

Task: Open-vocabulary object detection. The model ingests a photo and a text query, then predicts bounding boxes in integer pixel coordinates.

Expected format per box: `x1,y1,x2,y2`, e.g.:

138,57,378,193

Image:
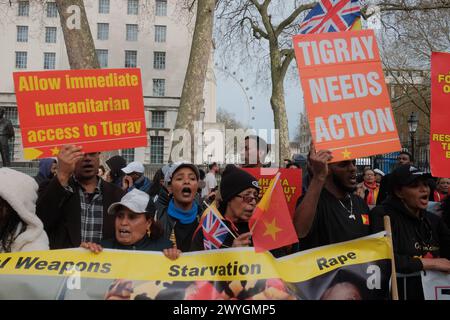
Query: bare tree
214,0,450,163
171,0,215,162
378,2,450,134
55,0,99,69
217,108,247,130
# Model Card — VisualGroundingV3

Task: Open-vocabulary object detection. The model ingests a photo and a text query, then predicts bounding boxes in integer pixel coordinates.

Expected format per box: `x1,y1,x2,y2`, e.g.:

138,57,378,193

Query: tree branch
241,16,269,40
280,49,295,79
275,3,316,37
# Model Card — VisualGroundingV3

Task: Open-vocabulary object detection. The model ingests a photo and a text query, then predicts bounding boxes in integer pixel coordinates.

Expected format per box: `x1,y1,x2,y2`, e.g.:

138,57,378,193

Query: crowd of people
1,135,450,300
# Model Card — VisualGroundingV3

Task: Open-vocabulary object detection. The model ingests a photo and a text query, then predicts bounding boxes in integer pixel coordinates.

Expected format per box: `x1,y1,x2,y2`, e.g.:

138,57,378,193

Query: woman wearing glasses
191,164,260,251
371,165,450,300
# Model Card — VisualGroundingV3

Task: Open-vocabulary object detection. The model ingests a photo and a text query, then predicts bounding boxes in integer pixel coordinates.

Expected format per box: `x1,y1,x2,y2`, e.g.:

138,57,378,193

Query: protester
121,161,151,193
155,161,202,252
286,161,300,169
432,177,450,202
191,164,259,251
441,196,450,229
0,168,48,252
36,145,124,249
105,155,127,187
373,169,384,184
293,145,373,251
376,151,413,205
371,165,450,300
80,189,178,255
355,168,380,209
241,135,270,168
34,158,57,187
98,165,107,180
201,162,219,198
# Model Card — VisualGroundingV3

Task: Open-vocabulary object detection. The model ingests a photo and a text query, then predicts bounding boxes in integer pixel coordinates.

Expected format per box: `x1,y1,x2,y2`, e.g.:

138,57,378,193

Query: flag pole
249,173,281,233
204,201,237,239
384,215,399,300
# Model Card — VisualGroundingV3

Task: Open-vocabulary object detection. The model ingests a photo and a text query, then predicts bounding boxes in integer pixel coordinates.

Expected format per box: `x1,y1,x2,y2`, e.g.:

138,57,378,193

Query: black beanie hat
220,164,260,204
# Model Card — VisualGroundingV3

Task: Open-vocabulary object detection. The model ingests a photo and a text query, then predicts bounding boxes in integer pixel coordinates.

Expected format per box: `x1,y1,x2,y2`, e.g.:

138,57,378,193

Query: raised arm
293,146,332,238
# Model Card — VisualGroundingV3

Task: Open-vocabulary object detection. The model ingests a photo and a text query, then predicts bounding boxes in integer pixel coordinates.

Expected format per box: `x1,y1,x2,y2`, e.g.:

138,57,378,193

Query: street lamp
407,112,418,162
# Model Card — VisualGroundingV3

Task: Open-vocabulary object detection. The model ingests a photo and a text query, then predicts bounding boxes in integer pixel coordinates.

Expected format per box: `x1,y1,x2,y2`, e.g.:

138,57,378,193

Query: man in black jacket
37,145,124,249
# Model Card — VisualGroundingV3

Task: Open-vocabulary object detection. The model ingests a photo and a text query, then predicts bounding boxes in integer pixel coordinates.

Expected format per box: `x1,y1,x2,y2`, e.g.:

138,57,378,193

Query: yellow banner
0,232,391,282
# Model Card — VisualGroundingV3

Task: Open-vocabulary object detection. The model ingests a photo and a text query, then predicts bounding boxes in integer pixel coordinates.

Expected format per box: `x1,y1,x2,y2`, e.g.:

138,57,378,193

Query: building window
17,26,28,42
121,148,135,163
98,0,110,14
96,49,108,68
15,51,27,69
155,0,167,16
150,136,164,164
18,1,29,16
153,51,166,70
126,24,138,41
151,111,165,128
154,25,166,42
43,52,56,69
125,50,137,68
127,0,139,15
46,2,58,17
45,27,57,43
153,79,165,96
97,23,109,40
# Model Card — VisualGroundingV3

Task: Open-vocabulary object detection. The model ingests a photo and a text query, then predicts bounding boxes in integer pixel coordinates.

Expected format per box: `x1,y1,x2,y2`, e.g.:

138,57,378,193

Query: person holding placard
36,145,124,249
294,145,374,251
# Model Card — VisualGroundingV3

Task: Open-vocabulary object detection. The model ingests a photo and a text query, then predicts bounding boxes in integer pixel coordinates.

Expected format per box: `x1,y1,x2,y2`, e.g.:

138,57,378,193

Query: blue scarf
167,199,198,224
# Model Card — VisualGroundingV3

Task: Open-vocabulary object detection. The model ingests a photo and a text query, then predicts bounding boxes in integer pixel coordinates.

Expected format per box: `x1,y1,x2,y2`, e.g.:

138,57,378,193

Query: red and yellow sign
242,168,302,218
430,52,450,177
293,30,401,162
13,69,147,159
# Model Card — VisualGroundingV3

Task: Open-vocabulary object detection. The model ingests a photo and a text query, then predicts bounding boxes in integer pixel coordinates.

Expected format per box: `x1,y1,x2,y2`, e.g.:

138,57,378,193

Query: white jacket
0,168,49,252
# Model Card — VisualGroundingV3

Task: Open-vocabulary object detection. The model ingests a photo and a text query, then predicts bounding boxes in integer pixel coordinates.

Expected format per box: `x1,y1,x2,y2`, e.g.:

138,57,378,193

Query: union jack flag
202,208,231,250
299,0,361,34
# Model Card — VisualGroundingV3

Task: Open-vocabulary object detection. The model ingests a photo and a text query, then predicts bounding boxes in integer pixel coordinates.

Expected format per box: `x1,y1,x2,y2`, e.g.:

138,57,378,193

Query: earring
147,226,151,237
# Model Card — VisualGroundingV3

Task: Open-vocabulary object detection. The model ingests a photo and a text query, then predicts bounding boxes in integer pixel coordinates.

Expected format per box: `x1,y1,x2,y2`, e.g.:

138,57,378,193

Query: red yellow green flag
249,173,298,252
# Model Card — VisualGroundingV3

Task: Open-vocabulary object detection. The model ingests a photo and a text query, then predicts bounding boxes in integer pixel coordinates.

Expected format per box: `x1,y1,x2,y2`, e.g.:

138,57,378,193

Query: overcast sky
215,66,305,140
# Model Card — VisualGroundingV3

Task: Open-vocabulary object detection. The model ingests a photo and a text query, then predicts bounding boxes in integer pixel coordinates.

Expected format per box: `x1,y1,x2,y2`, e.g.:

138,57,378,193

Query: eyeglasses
235,194,259,204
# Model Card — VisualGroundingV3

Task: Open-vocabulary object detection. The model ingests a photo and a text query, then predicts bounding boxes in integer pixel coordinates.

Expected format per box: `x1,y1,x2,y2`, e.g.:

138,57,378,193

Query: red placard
13,68,147,159
430,52,450,177
242,168,302,218
293,30,401,162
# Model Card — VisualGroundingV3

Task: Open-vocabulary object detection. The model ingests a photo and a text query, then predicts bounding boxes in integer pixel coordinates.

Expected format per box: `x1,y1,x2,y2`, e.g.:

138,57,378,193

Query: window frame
155,0,167,17
152,79,165,97
15,51,27,69
17,25,28,42
46,2,58,17
154,25,167,42
127,0,139,15
97,23,109,40
18,1,29,17
153,51,166,70
151,111,165,128
125,50,137,68
126,24,138,41
96,49,108,68
43,52,56,70
150,136,164,164
45,26,57,43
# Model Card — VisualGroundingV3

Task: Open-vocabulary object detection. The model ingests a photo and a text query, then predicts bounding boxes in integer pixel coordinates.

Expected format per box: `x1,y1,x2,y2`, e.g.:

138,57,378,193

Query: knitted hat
220,165,260,204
